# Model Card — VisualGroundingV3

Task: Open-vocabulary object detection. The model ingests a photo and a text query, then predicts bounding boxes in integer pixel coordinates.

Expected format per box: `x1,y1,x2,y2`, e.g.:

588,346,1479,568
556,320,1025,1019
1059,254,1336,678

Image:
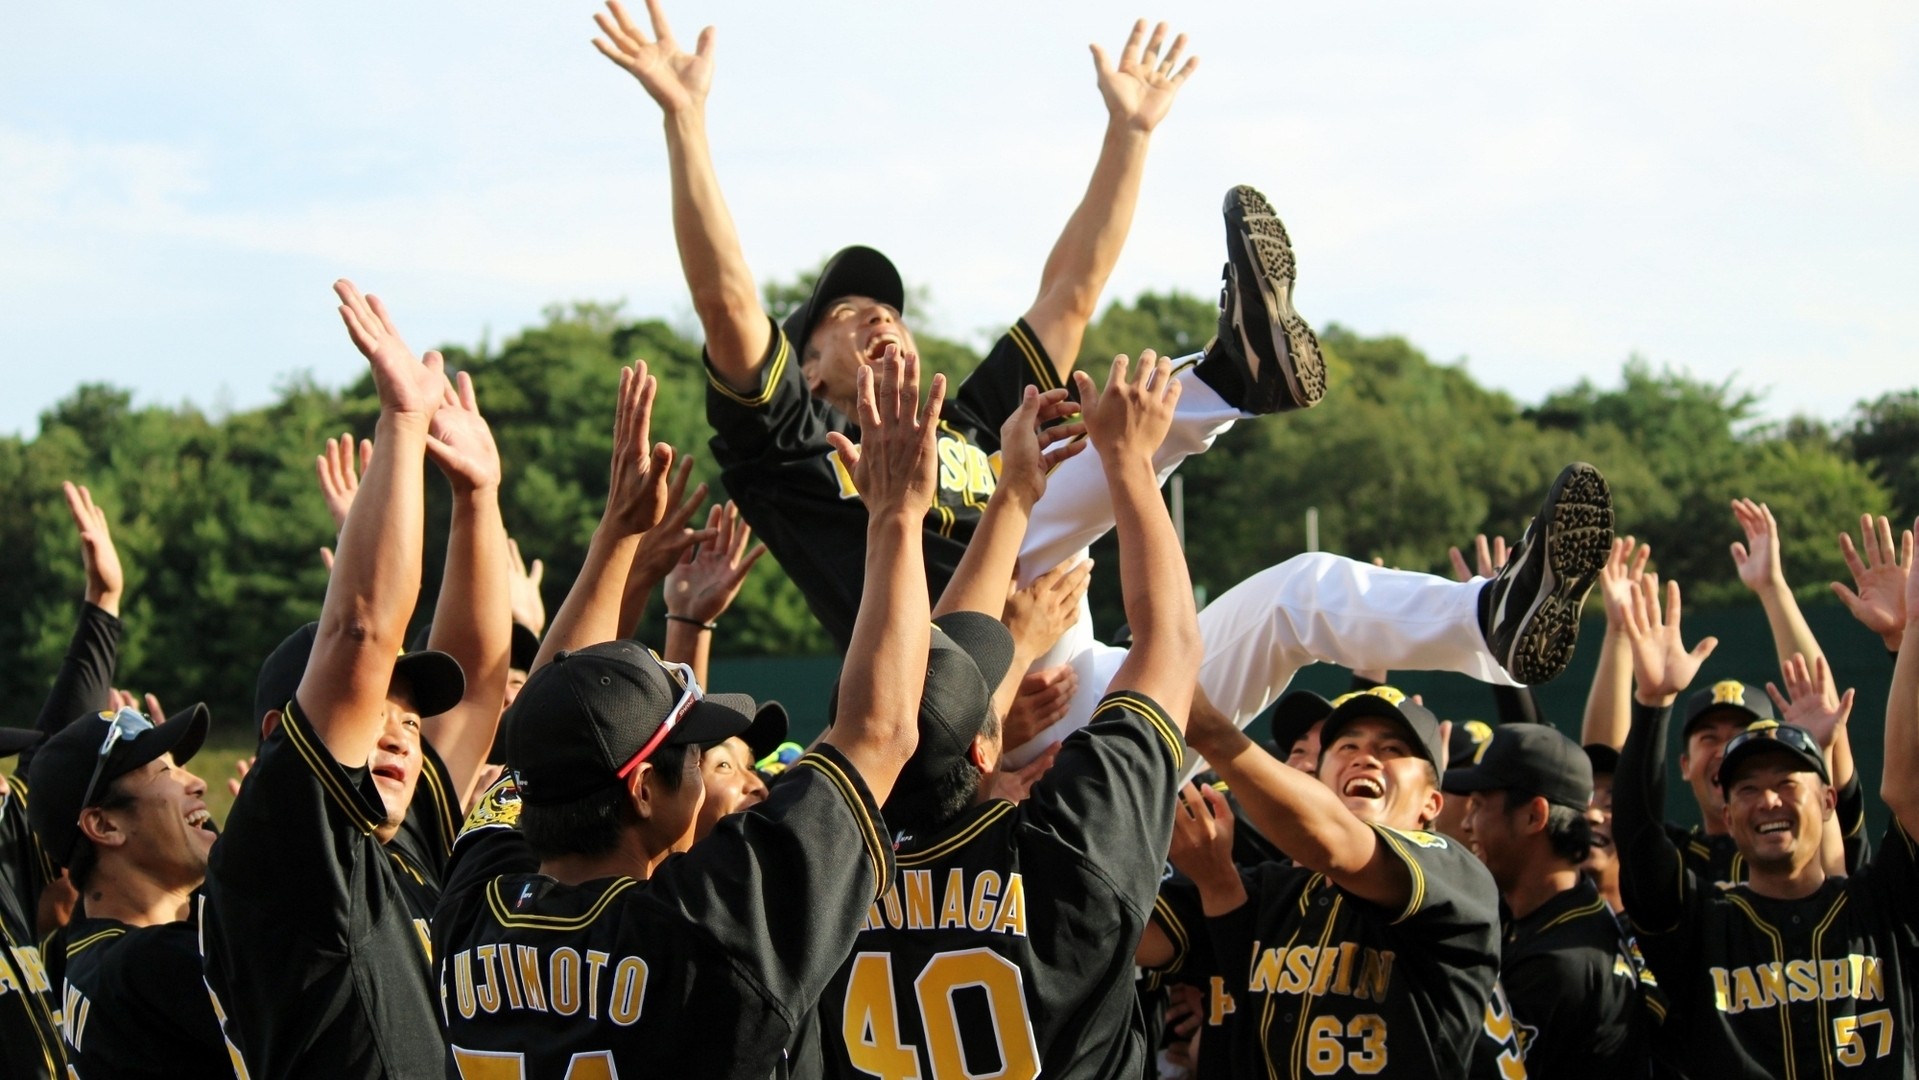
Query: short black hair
520,744,695,859
1506,788,1593,864
883,711,1000,837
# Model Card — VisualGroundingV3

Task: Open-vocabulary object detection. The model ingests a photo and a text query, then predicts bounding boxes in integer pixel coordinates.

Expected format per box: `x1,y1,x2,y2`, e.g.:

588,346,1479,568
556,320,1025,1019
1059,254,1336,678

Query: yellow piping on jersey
279,699,380,834
1540,896,1609,934
1149,893,1191,975
790,754,890,897
417,753,456,859
1282,889,1345,1080
707,331,790,408
1809,892,1851,1080
1256,897,1313,1080
1369,824,1428,925
1006,323,1058,392
897,801,1016,867
1725,893,1795,1080
64,927,125,959
484,877,638,931
1093,695,1184,771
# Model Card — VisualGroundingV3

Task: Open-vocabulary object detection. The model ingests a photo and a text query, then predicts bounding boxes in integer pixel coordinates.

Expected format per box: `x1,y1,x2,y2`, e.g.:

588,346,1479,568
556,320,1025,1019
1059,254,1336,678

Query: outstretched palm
1092,20,1199,134
593,0,714,115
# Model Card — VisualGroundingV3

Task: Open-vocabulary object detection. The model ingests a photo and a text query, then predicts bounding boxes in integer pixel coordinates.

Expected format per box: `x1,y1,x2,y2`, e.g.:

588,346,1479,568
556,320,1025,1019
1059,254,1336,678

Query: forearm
1615,701,1685,927
426,489,512,793
826,514,930,804
534,525,642,672
1883,619,1919,822
32,603,121,740
1104,457,1200,718
1754,581,1827,682
1029,123,1151,366
665,109,769,385
933,487,1035,619
1580,628,1633,749
616,561,658,641
663,619,712,687
303,412,431,756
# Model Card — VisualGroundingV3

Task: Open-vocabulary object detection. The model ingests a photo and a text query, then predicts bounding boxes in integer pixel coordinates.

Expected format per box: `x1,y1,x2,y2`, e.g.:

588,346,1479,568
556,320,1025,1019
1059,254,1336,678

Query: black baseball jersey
201,697,451,1079
817,690,1186,1080
0,774,60,1080
707,316,1060,650
57,914,231,1079
1143,870,1241,1080
1467,877,1652,1079
1210,824,1501,1078
434,743,892,1078
1617,701,1919,1079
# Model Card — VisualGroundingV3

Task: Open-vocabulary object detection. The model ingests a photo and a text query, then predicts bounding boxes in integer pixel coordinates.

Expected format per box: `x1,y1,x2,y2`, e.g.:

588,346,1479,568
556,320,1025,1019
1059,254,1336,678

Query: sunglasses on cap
69,707,155,862
614,659,703,780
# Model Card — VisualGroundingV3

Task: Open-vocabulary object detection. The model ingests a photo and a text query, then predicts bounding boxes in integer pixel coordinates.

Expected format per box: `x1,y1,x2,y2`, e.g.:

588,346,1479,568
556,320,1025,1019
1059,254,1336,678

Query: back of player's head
506,641,759,855
253,621,465,741
28,702,211,885
875,613,1015,823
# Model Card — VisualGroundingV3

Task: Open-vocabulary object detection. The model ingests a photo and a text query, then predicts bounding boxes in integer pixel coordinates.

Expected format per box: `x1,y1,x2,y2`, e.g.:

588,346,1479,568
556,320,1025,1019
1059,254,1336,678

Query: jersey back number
452,1048,616,1079
841,948,1040,1080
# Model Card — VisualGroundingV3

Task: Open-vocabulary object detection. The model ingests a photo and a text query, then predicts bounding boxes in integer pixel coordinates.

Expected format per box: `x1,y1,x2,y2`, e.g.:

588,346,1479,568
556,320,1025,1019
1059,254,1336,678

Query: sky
3,2,1916,437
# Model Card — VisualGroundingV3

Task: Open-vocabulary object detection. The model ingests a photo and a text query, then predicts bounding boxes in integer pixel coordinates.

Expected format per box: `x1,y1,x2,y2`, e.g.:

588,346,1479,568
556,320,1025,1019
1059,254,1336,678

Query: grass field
195,739,255,826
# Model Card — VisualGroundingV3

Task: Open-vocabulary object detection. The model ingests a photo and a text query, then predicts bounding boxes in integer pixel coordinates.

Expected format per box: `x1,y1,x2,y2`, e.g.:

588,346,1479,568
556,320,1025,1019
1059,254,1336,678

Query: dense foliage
1,286,1903,733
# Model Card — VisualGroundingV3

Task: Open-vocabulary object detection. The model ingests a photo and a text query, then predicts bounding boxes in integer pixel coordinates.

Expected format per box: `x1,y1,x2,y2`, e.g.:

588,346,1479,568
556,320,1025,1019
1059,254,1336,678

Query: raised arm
27,484,127,760
594,0,769,392
1581,537,1648,750
1076,351,1200,721
1832,513,1911,655
298,282,447,765
819,349,946,805
1023,21,1196,372
421,371,512,803
932,386,1085,620
1883,522,1919,833
534,364,678,672
1614,574,1716,932
662,500,767,685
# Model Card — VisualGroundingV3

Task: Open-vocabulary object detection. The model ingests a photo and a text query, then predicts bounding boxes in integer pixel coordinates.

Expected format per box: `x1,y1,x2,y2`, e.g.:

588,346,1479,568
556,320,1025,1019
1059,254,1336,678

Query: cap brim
394,650,467,718
0,727,43,757
131,703,211,770
742,701,789,761
1583,743,1620,776
1441,763,1502,796
666,693,756,749
1717,741,1828,790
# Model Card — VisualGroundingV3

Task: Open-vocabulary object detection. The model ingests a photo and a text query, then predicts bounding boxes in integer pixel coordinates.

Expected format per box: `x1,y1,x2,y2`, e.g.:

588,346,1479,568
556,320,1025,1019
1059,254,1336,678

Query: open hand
1832,513,1911,649
666,501,768,624
1620,574,1718,706
603,362,678,537
592,0,715,115
426,371,502,495
1002,558,1092,659
1000,663,1079,753
994,386,1087,510
1075,350,1179,465
1091,20,1198,135
1447,533,1509,583
506,538,546,636
979,745,1059,804
628,457,714,590
315,434,372,530
63,481,124,613
1597,535,1651,630
1729,498,1786,594
1766,653,1852,752
825,346,945,519
333,280,447,419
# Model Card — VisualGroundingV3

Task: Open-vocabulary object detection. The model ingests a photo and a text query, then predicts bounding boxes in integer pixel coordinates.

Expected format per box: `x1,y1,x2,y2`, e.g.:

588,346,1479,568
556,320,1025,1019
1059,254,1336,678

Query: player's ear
78,804,126,850
1419,787,1444,829
626,763,654,821
1821,782,1837,819
1526,795,1551,836
259,709,282,743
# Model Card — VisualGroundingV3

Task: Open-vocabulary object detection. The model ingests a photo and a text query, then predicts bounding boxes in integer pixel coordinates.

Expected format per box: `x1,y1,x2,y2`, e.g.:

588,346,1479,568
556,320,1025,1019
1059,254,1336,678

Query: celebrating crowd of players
2,1,1916,1077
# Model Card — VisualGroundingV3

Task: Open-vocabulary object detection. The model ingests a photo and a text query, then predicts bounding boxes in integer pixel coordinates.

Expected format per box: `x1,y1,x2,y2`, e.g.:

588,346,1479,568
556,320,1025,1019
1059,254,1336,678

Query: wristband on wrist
666,614,717,632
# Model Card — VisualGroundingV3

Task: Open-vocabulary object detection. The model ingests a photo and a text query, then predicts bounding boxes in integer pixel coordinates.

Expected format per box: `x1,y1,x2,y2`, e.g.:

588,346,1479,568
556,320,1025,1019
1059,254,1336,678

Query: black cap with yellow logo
1681,679,1772,737
1715,719,1828,790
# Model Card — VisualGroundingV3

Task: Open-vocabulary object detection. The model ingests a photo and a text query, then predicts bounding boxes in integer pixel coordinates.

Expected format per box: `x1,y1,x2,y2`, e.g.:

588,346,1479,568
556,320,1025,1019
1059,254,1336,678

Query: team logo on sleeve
458,773,523,838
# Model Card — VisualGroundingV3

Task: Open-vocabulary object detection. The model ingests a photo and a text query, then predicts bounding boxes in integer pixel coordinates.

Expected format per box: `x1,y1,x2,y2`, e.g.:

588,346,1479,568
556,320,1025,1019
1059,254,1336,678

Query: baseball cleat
1480,463,1614,685
1203,184,1326,414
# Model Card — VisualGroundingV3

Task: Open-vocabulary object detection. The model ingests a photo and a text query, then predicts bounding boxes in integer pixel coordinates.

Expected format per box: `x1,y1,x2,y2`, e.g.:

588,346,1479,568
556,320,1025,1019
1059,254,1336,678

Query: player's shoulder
895,799,1020,867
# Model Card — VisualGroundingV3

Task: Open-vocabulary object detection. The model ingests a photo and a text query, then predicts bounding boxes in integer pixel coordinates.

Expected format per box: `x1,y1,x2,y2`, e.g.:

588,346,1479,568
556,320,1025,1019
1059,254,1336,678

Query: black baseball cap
1448,718,1497,770
741,701,789,763
255,623,466,736
1319,688,1447,771
505,641,759,807
840,612,1014,798
0,728,42,758
780,246,906,353
1716,720,1829,790
1583,743,1621,777
28,703,211,867
1444,723,1594,811
1267,690,1332,757
1682,680,1772,737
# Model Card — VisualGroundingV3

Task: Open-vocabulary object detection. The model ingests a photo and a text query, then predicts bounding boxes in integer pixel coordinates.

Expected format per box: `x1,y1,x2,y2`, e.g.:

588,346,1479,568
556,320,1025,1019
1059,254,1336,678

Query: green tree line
1,287,1909,735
